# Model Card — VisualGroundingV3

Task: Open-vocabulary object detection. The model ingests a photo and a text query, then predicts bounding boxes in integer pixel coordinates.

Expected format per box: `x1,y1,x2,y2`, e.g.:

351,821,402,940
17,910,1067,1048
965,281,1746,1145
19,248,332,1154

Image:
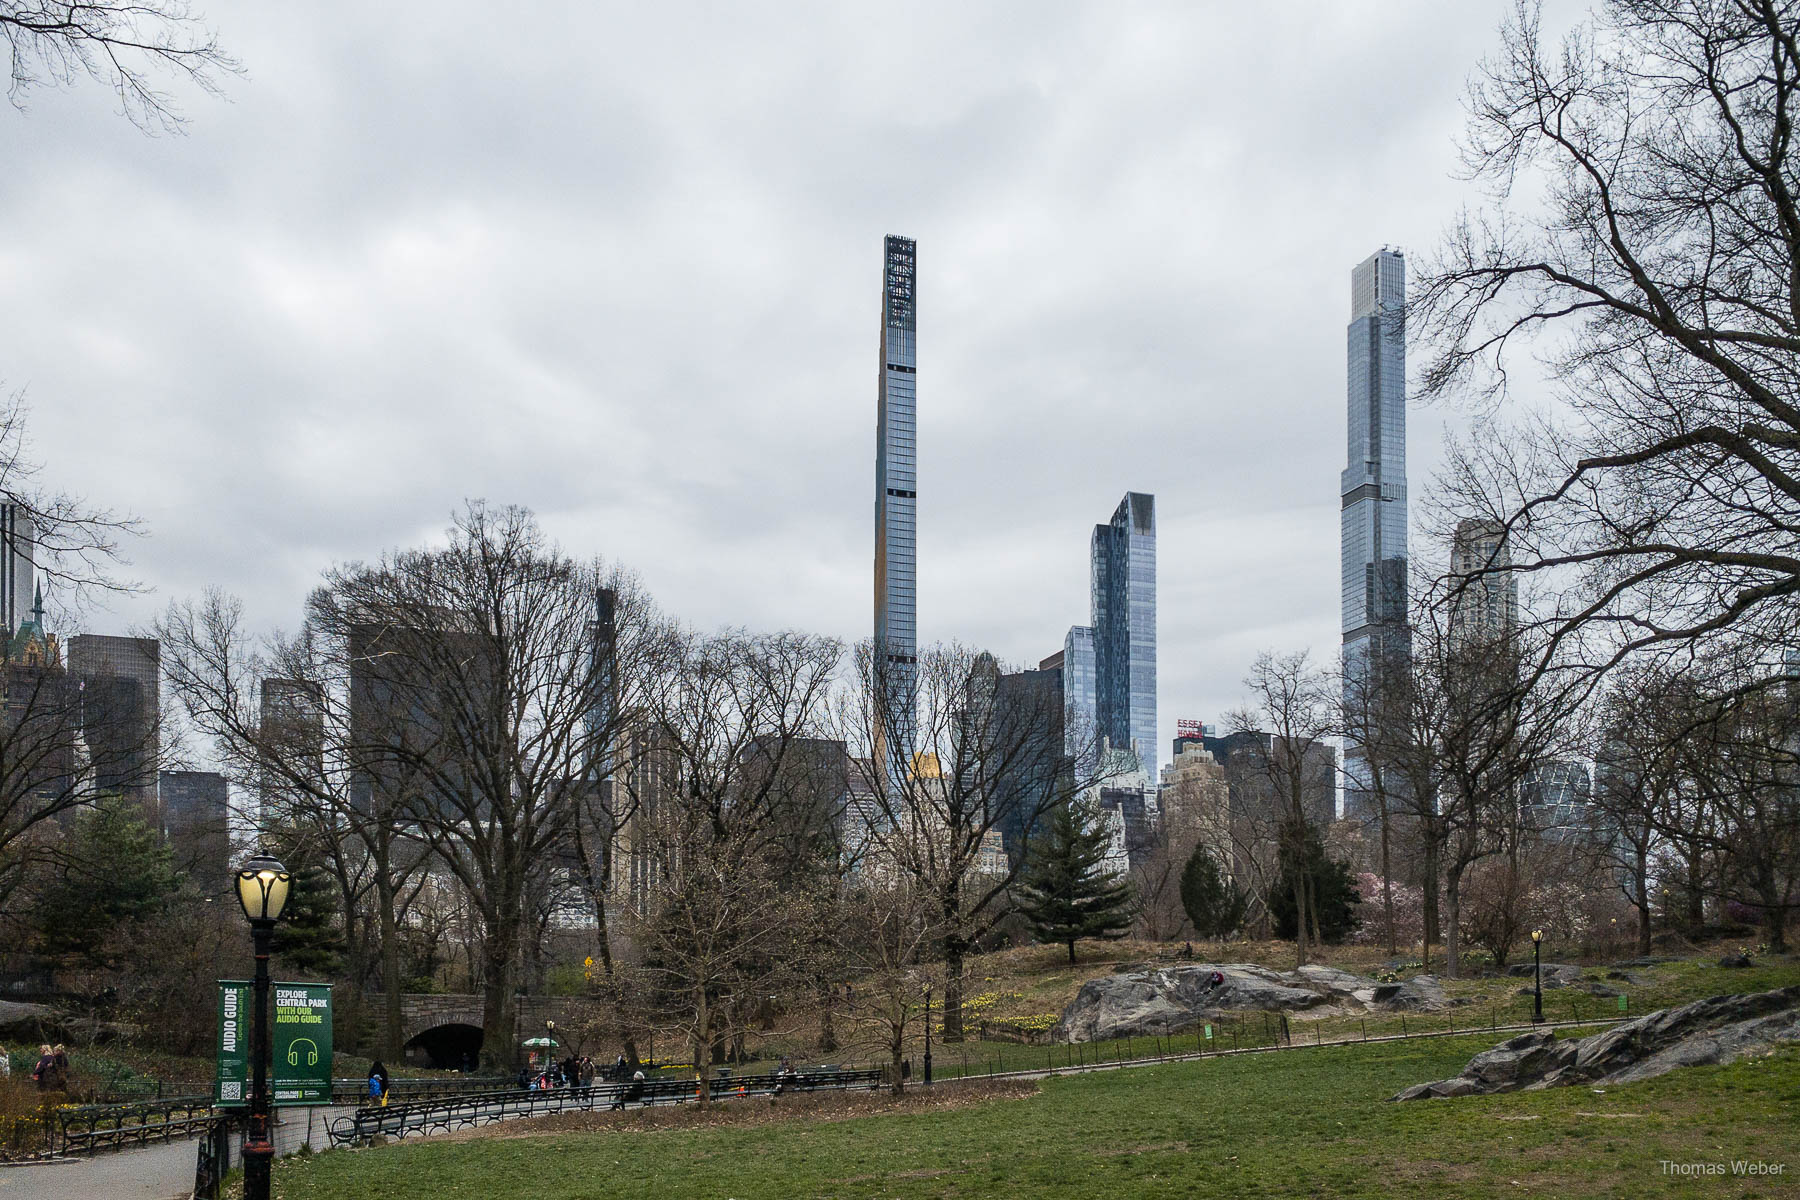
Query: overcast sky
0,1,1581,763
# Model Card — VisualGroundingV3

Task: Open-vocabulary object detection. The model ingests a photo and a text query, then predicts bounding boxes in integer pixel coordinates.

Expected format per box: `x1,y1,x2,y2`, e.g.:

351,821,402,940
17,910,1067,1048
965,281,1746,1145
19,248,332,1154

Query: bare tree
305,502,658,1067
838,642,1109,1042
831,878,942,1095
159,587,438,1058
2,1,238,131
1417,0,1800,700
1224,650,1338,965
617,626,842,1100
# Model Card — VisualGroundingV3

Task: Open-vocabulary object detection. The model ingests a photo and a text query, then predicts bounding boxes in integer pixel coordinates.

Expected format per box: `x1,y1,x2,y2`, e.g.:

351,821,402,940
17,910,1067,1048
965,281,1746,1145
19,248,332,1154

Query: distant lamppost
546,1020,556,1085
1530,929,1545,1025
922,985,933,1086
234,855,291,1200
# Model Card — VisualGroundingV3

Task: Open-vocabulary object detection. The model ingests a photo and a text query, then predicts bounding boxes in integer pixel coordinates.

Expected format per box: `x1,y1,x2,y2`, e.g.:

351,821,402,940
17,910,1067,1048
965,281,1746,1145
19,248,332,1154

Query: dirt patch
433,1078,1039,1143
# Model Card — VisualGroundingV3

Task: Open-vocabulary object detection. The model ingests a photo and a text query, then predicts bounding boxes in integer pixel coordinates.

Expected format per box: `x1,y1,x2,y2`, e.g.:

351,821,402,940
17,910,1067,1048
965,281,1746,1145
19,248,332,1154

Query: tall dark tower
874,235,917,774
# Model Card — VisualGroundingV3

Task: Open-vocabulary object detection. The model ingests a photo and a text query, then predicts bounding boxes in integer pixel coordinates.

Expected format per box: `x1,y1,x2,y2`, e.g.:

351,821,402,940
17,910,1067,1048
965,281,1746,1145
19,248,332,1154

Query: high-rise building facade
1055,625,1097,774
159,769,230,894
873,235,918,770
1341,249,1410,821
67,633,160,816
1091,492,1157,778
1448,517,1518,645
0,504,34,638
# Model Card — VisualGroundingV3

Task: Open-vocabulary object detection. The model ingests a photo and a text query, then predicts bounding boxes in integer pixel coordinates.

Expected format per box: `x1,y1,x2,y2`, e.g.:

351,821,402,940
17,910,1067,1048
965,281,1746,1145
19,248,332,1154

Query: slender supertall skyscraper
873,235,918,771
1092,492,1158,779
1341,248,1410,821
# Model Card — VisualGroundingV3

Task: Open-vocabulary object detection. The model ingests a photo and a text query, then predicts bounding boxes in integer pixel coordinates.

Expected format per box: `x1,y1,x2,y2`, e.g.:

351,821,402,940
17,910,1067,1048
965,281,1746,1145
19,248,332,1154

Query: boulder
1373,975,1450,1012
0,1000,63,1043
1293,965,1377,1006
1719,953,1753,969
1506,962,1582,984
1055,964,1329,1043
1391,986,1800,1100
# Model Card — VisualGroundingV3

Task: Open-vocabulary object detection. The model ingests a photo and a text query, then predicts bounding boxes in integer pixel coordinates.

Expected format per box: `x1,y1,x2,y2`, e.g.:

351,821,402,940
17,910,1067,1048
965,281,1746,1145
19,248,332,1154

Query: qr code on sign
220,1082,242,1101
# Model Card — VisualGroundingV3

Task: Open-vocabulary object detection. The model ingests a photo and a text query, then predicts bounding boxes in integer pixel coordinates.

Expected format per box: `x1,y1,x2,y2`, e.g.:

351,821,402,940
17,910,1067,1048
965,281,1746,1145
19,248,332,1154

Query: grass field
271,1027,1800,1199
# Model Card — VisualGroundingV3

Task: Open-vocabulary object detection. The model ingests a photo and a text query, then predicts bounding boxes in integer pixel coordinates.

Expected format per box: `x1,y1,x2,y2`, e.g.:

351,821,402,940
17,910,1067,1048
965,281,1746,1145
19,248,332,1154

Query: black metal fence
328,1070,886,1146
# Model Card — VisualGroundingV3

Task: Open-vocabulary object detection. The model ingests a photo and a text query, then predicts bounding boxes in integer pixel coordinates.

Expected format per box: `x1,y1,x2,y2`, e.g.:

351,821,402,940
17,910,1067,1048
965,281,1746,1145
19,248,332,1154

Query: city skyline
0,1,1519,758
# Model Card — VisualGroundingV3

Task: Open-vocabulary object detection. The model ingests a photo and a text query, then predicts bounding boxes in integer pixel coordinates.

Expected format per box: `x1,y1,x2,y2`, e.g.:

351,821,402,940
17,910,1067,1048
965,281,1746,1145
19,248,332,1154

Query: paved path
0,1105,357,1200
0,1138,196,1200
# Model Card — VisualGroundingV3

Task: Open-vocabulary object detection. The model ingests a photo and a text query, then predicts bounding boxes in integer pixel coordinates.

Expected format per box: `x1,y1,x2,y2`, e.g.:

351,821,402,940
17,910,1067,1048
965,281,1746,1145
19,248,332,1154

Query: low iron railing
52,1097,218,1155
327,1069,887,1145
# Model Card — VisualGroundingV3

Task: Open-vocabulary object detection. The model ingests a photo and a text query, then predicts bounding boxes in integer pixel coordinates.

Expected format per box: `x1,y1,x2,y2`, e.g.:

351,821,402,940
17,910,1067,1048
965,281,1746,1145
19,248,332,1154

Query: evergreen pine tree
271,863,347,978
1179,843,1247,942
1267,830,1361,944
36,794,181,966
1014,798,1135,963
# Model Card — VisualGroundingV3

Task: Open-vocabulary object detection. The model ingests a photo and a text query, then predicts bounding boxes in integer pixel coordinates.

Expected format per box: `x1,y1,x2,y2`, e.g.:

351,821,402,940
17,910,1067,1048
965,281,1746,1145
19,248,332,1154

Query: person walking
31,1045,55,1092
0,1047,11,1078
368,1060,391,1107
49,1045,68,1090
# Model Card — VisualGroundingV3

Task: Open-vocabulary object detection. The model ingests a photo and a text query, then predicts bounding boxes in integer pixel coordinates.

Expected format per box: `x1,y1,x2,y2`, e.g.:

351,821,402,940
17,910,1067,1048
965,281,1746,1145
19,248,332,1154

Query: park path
0,1105,356,1200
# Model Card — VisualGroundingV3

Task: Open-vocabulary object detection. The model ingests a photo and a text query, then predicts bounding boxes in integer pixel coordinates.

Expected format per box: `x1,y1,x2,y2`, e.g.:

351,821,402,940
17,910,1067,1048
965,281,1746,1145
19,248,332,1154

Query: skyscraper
873,235,918,770
1054,625,1097,774
1091,492,1157,778
1341,248,1410,822
66,633,161,816
0,504,35,638
1448,517,1518,645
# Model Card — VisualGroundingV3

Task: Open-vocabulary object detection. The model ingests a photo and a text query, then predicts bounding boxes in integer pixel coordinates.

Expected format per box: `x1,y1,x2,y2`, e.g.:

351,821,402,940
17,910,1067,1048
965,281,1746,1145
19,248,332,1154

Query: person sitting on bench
611,1070,647,1110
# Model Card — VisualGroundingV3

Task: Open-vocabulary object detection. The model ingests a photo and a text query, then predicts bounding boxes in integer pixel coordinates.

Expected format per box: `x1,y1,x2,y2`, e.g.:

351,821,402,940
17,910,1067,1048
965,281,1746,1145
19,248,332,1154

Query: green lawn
272,1031,1800,1199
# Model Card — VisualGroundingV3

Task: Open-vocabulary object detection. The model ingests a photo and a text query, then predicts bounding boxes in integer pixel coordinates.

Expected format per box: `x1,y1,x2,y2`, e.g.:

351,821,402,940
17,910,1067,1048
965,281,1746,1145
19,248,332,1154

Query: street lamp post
234,855,291,1200
922,985,933,1086
1530,929,1545,1025
546,1020,556,1086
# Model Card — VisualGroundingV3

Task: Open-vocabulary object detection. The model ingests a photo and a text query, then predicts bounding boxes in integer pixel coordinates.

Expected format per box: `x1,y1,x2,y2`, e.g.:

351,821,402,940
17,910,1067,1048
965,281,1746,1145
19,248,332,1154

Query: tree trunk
941,943,966,1043
817,983,837,1054
1067,938,1076,964
888,1019,905,1097
375,865,404,1061
478,924,519,1071
692,991,712,1107
1444,863,1464,980
1766,906,1788,955
1379,794,1396,957
1290,849,1310,966
1420,828,1440,973
1634,845,1653,957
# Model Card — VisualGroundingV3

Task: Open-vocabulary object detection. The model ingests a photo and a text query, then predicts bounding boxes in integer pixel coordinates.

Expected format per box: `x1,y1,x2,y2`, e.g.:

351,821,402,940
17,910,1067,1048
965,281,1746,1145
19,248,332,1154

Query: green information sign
214,980,333,1106
1618,994,1628,1012
1204,1024,1213,1040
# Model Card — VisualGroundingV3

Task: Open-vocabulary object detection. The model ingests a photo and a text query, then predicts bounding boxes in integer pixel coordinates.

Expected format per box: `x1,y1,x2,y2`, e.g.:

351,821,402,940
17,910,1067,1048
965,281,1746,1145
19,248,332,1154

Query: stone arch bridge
396,994,581,1068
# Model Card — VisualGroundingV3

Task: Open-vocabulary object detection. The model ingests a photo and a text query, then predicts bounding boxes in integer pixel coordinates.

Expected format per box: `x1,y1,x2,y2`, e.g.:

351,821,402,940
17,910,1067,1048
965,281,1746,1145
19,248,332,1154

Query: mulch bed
433,1078,1040,1141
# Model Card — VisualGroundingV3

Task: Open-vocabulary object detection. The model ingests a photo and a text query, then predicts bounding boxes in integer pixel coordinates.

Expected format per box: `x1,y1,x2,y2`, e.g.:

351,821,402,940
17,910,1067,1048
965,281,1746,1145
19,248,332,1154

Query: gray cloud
1,0,1576,755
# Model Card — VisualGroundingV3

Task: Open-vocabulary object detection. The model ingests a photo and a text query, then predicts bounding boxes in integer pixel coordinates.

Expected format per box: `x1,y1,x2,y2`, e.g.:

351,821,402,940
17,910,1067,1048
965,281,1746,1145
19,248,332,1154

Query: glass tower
1340,249,1409,821
1091,492,1157,779
874,235,918,770
1062,624,1097,776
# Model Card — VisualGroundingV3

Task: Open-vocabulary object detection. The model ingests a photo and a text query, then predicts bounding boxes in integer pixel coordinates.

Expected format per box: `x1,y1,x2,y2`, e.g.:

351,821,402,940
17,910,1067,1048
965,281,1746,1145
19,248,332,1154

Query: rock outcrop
1055,962,1441,1042
0,1000,63,1043
1056,964,1329,1042
1372,975,1454,1012
1390,986,1800,1101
